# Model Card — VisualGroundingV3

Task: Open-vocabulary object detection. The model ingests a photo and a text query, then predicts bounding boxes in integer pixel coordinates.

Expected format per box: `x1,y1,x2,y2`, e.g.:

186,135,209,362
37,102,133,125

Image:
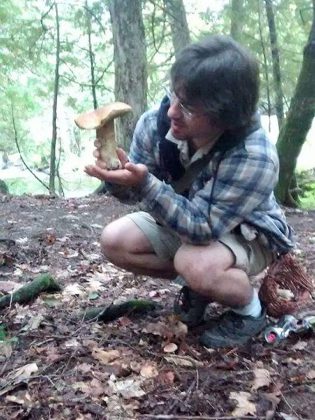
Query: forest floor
0,193,315,420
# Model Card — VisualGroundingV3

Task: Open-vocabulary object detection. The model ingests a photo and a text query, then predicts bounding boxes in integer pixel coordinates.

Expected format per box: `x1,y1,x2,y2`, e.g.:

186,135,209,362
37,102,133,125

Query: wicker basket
259,253,314,318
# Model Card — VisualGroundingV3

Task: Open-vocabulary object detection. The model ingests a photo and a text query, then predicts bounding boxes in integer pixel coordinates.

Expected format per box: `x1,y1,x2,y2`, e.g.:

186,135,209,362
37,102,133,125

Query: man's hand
84,145,148,187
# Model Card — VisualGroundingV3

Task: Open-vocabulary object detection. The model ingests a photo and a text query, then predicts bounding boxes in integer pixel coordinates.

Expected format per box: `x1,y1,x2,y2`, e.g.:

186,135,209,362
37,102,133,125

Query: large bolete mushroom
75,102,132,169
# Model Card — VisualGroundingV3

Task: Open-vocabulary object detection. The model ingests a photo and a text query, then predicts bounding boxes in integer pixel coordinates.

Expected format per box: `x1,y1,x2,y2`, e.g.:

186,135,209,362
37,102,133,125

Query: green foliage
0,324,7,341
6,173,99,197
0,0,314,198
296,170,315,209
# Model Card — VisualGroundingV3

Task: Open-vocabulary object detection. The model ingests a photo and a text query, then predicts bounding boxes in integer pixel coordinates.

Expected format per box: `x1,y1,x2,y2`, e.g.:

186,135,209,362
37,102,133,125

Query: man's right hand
84,146,149,188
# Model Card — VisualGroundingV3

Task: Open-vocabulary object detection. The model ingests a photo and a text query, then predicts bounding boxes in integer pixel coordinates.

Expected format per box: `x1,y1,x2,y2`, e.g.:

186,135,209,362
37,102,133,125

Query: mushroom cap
74,102,132,130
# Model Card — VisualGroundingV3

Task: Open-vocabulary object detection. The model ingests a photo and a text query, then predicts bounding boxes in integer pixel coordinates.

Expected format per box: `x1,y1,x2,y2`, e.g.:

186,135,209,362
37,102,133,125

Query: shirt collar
165,129,221,166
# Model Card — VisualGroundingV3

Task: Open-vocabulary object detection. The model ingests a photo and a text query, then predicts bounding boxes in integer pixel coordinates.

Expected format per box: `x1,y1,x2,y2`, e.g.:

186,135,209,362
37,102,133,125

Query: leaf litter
0,194,314,418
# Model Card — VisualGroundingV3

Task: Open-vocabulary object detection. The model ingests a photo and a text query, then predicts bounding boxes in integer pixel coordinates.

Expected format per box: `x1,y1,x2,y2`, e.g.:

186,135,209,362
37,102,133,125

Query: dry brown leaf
158,370,176,385
163,343,178,353
230,391,256,417
292,341,308,351
72,380,105,397
142,321,168,337
63,283,84,296
92,348,120,365
164,355,203,368
26,315,45,331
251,367,271,391
171,319,188,340
10,363,38,382
109,378,145,399
142,318,187,342
0,341,12,362
140,362,159,378
5,391,33,406
0,280,20,293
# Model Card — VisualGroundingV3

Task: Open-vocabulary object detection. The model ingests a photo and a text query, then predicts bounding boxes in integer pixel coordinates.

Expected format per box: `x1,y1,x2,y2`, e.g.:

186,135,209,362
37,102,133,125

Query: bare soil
0,193,314,420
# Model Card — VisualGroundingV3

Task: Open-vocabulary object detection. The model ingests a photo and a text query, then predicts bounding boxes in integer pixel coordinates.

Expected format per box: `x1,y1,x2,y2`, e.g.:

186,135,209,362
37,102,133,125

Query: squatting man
85,35,294,349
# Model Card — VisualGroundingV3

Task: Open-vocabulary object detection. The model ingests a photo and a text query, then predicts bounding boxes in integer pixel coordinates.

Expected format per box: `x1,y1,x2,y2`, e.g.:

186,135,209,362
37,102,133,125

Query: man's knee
174,243,232,292
100,220,125,260
100,216,154,261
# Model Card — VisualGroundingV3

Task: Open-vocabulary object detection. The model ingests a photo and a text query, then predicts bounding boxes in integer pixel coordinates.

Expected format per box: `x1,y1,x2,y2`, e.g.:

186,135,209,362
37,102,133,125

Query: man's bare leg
100,216,176,279
174,241,253,307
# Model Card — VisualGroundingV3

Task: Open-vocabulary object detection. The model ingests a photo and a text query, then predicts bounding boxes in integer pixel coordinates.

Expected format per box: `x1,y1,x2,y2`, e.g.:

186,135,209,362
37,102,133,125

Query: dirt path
0,194,314,419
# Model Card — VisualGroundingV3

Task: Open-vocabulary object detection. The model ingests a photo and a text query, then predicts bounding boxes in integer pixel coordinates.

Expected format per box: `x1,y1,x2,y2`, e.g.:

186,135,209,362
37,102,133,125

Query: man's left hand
84,148,148,187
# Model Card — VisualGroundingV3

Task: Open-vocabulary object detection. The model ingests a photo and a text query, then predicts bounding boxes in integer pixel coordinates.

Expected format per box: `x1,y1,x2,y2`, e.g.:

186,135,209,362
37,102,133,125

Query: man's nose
167,99,182,119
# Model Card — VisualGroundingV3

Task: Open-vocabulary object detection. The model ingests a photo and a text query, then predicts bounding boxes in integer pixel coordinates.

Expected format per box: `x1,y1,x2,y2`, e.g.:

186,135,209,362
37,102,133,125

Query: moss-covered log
0,273,61,309
82,299,158,322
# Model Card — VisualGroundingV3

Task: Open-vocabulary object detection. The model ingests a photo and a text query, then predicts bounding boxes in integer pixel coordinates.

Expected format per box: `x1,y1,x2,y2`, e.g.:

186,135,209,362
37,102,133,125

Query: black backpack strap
157,95,185,182
171,149,221,195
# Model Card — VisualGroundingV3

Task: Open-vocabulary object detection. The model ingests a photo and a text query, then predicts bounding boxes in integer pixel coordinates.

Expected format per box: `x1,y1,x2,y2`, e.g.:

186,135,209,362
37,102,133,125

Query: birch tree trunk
49,2,60,196
108,0,147,151
275,0,315,206
164,0,190,57
265,0,284,127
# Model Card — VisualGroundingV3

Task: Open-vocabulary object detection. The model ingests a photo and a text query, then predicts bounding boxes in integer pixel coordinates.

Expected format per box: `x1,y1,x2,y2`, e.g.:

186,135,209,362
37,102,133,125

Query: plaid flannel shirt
127,109,294,254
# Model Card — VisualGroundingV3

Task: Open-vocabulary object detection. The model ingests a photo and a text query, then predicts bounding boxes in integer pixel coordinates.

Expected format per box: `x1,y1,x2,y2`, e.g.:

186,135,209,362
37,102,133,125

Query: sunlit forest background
0,0,314,207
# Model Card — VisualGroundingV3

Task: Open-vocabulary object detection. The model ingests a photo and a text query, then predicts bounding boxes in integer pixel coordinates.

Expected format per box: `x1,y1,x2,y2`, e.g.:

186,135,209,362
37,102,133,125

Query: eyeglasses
165,89,198,119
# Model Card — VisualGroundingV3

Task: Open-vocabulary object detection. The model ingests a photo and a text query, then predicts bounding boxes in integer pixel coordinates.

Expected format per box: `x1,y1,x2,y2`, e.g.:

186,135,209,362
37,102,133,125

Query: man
85,35,294,348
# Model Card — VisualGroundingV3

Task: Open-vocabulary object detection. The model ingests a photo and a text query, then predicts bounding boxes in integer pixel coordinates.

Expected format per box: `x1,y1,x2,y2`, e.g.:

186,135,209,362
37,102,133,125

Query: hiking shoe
200,308,267,348
174,285,209,328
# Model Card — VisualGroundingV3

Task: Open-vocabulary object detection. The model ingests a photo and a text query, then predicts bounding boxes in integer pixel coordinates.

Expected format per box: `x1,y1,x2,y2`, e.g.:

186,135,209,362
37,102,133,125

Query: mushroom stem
96,121,121,169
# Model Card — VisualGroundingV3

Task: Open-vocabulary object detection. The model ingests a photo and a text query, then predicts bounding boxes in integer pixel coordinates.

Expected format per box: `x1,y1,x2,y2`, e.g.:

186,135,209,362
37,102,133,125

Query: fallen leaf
164,355,203,368
307,370,315,380
230,391,256,417
142,321,167,337
24,315,45,331
262,391,281,419
92,348,120,365
0,281,20,293
73,378,105,397
140,362,159,378
0,341,12,361
158,370,176,385
110,378,145,399
76,363,93,374
163,343,178,353
63,283,84,296
292,341,308,351
251,368,271,391
5,391,33,406
10,363,38,382
63,338,80,349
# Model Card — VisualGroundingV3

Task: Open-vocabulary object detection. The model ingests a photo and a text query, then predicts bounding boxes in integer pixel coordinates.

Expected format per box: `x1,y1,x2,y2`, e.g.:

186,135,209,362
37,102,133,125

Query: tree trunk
108,0,147,151
264,0,285,128
230,0,244,42
164,0,190,57
49,2,60,196
85,0,98,110
257,0,272,122
275,0,315,206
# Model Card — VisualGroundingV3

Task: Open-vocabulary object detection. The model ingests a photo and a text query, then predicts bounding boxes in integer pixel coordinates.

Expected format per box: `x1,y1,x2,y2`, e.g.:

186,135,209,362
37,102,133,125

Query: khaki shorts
127,211,274,277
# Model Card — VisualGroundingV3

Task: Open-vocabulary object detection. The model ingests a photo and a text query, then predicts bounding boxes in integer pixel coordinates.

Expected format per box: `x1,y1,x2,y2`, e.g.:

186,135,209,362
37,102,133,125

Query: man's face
167,91,222,143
